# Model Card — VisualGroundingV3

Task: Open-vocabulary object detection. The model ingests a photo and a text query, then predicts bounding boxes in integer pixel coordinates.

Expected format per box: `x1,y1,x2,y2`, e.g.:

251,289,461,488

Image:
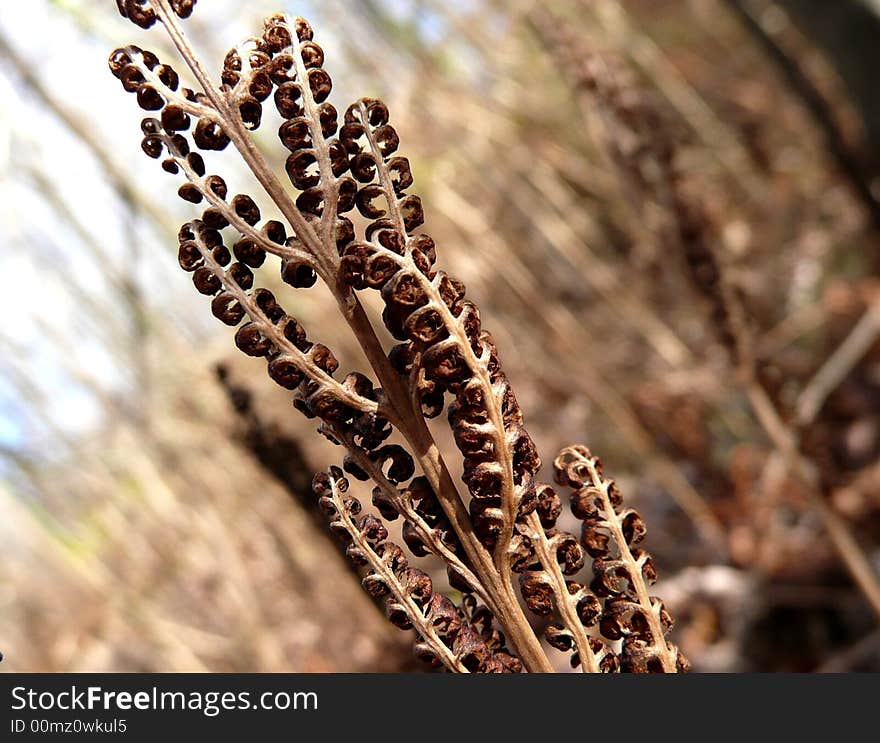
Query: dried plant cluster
109,0,686,673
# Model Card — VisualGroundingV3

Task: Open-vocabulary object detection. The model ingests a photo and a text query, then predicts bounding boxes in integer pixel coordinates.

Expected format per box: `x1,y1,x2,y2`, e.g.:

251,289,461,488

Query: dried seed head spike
320,419,491,608
180,219,378,424
338,97,541,560
219,15,350,245
215,13,353,282
110,45,321,280
554,446,688,673
313,468,522,673
518,506,617,673
112,7,526,670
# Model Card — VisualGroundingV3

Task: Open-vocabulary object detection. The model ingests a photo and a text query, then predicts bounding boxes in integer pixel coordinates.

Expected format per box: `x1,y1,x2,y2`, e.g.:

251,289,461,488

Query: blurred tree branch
724,0,880,234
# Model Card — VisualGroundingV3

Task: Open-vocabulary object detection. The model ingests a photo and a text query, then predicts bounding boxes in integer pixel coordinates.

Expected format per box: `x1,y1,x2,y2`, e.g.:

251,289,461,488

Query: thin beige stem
746,383,880,621
326,476,468,672
582,456,679,672
357,105,523,583
524,512,602,673
796,300,880,427
327,423,492,610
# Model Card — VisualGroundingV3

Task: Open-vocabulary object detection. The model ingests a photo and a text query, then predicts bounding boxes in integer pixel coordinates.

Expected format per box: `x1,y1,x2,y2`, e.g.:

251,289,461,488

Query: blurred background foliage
2,0,880,671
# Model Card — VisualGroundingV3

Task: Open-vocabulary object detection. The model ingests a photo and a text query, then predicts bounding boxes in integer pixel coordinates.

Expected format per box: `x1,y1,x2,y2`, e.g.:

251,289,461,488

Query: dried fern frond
108,0,685,672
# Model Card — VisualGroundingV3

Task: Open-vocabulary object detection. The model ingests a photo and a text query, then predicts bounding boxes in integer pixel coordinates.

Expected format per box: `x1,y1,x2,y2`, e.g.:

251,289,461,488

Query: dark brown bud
267,357,304,390
535,484,562,529
193,118,230,151
116,0,156,29
211,292,246,326
192,266,220,295
234,323,272,357
233,239,266,268
178,242,203,272
231,194,261,226
520,574,554,616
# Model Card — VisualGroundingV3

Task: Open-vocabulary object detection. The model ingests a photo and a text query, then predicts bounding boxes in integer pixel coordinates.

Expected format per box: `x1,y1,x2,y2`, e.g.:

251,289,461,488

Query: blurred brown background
2,0,880,672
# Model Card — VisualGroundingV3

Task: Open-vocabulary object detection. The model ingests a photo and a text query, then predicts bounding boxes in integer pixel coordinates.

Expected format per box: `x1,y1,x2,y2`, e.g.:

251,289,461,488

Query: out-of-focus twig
722,0,880,233
796,298,880,426
757,300,827,357
743,356,880,620
579,0,766,200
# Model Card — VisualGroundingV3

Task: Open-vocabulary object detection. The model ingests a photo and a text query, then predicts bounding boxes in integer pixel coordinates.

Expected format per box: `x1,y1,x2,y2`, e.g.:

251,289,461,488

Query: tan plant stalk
109,0,685,672
795,298,880,427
